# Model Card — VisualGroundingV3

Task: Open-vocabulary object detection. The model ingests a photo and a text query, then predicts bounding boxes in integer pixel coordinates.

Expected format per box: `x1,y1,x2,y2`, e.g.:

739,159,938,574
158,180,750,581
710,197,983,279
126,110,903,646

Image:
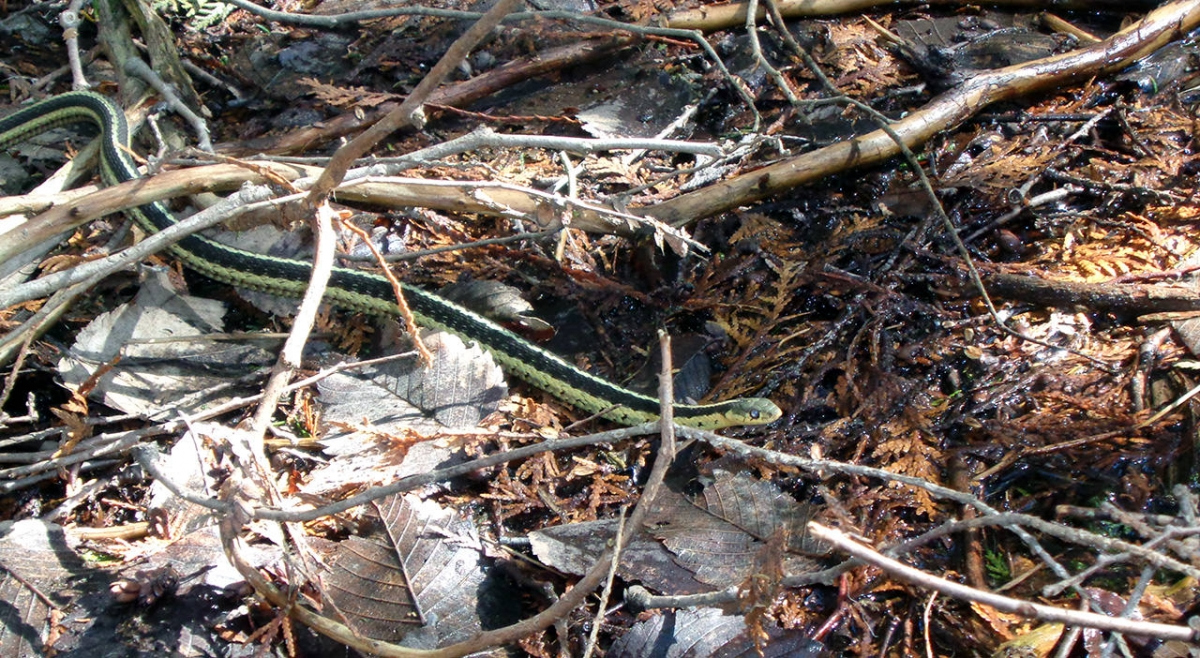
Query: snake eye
749,409,761,420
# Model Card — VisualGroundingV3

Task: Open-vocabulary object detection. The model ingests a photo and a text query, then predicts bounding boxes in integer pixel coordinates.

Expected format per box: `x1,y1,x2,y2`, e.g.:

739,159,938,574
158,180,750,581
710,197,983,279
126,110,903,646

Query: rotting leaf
529,518,710,596
647,470,827,587
531,471,826,594
0,521,89,657
314,494,501,648
937,138,1058,199
608,607,824,658
825,19,913,96
701,251,811,401
300,77,395,109
870,430,942,517
49,402,90,457
992,623,1065,658
439,279,553,334
616,0,668,24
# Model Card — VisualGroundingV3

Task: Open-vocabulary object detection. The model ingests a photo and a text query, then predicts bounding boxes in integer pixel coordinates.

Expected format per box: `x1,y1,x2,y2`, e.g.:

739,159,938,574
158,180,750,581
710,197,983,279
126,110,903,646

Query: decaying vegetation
4,0,1200,655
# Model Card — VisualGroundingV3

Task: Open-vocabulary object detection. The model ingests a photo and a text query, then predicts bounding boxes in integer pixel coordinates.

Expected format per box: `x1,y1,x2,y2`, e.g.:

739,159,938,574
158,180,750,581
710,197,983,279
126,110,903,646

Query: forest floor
3,0,1200,656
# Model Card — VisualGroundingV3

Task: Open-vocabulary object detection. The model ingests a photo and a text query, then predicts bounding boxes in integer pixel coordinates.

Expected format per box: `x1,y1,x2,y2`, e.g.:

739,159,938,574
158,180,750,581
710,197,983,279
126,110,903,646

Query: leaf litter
4,1,1200,656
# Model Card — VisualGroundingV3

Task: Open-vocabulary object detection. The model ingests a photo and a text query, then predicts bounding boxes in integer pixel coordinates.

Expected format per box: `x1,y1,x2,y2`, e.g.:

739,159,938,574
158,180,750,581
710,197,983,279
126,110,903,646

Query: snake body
0,92,781,429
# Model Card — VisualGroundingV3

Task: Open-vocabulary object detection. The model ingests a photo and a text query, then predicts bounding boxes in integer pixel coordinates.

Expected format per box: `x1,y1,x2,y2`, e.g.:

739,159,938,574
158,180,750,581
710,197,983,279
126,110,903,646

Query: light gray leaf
439,280,552,333
609,608,824,658
58,270,273,415
211,225,306,317
531,472,827,595
147,425,220,538
529,519,708,595
317,330,506,437
0,520,88,657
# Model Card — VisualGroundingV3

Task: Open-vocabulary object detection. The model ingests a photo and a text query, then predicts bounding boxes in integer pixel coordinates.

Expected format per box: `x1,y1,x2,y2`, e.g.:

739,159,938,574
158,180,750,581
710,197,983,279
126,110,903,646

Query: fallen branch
983,271,1200,316
0,158,700,272
226,36,636,156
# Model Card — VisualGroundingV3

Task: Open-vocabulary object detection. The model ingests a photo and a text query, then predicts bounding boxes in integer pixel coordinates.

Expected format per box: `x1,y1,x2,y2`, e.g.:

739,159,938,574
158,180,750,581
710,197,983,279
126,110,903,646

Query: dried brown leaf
299,77,395,109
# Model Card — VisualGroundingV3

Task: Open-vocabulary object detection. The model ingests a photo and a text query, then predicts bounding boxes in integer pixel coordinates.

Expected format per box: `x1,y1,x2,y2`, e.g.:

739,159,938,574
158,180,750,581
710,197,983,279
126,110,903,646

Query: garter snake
0,91,782,429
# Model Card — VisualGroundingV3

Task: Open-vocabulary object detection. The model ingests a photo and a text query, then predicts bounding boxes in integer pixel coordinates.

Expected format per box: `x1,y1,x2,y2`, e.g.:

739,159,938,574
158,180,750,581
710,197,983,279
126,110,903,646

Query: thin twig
135,422,665,521
340,220,432,364
746,0,799,110
808,523,1196,643
59,0,89,90
247,202,338,476
123,57,212,151
0,186,285,311
582,507,627,658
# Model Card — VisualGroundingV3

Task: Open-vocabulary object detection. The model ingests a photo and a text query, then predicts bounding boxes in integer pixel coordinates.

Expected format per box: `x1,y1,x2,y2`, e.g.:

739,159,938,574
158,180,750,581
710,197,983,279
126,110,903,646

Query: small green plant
984,549,1011,584
78,547,123,564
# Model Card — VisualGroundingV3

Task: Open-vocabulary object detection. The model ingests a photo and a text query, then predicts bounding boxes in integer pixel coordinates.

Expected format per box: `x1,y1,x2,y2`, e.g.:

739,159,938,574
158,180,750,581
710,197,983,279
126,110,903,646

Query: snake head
684,397,782,429
724,397,783,427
